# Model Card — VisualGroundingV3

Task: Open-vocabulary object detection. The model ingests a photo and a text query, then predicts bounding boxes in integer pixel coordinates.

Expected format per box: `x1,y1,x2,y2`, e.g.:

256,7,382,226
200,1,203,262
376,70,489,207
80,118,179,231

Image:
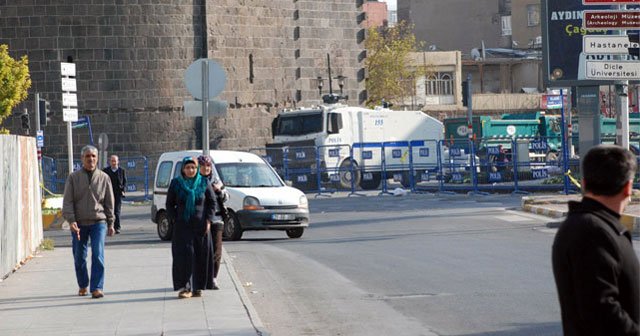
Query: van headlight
243,196,264,210
299,195,308,209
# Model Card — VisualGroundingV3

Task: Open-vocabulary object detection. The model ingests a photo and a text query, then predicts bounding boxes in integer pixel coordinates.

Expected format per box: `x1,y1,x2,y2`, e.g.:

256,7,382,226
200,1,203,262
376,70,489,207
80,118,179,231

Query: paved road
225,193,564,336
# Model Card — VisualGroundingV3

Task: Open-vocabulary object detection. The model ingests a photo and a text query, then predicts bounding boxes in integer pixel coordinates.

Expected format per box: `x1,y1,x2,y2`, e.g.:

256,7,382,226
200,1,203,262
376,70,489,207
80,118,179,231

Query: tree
364,21,424,108
0,44,31,134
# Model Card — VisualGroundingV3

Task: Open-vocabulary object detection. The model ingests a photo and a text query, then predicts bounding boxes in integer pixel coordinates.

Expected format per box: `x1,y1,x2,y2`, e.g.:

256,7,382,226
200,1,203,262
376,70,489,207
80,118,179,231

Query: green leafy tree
364,21,425,108
0,44,31,134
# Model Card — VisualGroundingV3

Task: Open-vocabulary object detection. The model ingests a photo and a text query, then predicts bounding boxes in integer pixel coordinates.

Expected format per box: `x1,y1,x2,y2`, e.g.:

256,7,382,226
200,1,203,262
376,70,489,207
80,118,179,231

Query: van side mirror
327,113,342,134
271,116,280,138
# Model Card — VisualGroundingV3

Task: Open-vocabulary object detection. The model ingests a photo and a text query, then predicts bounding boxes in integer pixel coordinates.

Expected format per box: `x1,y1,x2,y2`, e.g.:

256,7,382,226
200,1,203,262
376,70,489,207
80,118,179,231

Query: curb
522,197,640,233
222,248,270,336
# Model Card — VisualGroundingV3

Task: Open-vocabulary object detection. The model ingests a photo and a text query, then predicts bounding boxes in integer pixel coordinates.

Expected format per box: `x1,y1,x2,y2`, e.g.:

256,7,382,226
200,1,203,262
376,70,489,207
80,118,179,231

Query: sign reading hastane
585,60,640,79
583,35,640,54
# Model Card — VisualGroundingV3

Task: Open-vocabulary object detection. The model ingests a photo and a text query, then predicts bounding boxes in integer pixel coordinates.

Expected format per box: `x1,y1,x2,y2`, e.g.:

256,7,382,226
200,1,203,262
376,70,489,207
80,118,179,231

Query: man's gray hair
81,145,98,157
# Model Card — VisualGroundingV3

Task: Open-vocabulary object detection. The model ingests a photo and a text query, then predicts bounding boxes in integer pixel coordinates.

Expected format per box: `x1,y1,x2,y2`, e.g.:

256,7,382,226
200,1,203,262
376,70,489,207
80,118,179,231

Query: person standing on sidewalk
552,145,639,335
166,156,216,298
62,145,115,299
198,155,229,290
103,155,127,234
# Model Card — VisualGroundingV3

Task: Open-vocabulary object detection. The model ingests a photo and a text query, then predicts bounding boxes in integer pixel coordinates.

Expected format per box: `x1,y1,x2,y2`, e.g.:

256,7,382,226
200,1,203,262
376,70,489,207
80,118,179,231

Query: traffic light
21,112,30,131
629,31,639,59
39,99,51,126
462,81,469,107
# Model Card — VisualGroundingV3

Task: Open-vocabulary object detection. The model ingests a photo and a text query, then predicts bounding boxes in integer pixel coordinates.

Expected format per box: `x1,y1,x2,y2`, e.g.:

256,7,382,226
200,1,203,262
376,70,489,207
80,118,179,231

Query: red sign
583,0,640,4
583,10,640,29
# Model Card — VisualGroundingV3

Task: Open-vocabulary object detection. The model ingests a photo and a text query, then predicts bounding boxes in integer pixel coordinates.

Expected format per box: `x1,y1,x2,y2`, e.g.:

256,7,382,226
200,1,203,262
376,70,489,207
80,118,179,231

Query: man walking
62,145,115,299
552,145,639,335
103,155,127,234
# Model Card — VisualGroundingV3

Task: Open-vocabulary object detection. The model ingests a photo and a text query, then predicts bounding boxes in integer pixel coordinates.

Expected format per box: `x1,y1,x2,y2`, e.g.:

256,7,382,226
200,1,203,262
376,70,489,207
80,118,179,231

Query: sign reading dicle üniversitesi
585,60,640,79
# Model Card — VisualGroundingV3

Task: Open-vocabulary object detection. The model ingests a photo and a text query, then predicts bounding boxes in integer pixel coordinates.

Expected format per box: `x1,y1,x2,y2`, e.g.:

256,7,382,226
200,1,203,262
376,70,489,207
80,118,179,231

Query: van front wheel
223,211,243,241
286,228,304,238
157,212,173,241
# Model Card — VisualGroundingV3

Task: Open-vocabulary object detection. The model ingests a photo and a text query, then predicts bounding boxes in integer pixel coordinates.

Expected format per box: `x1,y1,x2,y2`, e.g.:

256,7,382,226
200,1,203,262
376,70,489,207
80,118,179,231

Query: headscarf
175,156,208,221
197,154,220,183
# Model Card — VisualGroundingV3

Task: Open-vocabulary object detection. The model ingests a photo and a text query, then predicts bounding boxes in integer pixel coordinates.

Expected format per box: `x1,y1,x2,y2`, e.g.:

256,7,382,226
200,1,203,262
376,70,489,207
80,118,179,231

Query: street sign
61,62,76,76
183,100,228,117
36,130,44,148
583,35,640,54
583,0,640,4
585,60,640,79
541,95,567,109
62,92,77,107
184,59,226,100
72,116,89,128
61,78,77,92
583,10,640,30
63,108,78,122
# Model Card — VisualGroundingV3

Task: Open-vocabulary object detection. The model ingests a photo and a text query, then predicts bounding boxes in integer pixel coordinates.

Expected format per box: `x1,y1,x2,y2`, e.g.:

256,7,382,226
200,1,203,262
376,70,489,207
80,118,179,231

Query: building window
527,5,540,27
425,73,453,96
501,15,512,36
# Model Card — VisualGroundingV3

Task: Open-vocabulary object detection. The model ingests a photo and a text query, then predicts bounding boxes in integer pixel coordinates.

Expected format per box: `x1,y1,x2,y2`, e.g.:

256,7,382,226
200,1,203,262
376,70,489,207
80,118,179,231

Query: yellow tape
40,182,62,197
564,170,582,189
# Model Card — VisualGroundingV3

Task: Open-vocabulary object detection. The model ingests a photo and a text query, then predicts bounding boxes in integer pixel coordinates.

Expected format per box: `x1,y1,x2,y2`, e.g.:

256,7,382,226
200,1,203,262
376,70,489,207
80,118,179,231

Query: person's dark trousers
114,195,122,231
71,222,107,292
171,227,210,291
212,224,223,279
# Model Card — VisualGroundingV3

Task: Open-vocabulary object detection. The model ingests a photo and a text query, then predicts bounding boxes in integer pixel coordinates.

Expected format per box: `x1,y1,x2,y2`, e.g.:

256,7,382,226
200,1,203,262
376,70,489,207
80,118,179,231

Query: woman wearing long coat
166,156,215,298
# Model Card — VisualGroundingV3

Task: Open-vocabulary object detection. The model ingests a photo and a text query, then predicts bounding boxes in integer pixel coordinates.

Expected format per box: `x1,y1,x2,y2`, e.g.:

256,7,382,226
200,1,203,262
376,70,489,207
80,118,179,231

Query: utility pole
615,4,629,149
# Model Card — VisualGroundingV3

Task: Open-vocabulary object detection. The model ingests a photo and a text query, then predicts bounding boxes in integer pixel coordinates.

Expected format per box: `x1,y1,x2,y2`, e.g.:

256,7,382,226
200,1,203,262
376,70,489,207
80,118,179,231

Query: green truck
443,112,640,154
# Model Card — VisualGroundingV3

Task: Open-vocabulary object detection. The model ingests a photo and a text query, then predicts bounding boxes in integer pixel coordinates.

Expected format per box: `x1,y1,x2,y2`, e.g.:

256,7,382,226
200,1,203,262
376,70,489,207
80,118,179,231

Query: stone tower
0,0,365,169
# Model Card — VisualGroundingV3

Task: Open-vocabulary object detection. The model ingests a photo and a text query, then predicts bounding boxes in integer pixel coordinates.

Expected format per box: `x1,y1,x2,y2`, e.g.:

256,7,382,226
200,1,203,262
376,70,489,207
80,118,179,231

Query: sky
381,0,396,11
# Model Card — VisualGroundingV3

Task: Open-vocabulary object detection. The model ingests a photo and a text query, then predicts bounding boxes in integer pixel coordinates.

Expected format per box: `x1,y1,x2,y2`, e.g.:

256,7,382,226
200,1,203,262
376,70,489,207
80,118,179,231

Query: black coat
552,197,640,335
166,178,215,291
103,166,127,199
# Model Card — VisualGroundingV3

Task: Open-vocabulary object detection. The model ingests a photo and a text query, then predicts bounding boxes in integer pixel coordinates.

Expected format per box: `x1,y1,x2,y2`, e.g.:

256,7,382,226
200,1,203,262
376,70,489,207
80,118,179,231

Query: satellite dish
428,45,437,51
471,48,481,60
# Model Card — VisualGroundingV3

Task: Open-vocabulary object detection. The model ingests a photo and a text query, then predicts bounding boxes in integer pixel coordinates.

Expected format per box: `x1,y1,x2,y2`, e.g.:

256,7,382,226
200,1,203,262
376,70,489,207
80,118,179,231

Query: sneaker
178,290,192,299
212,278,220,290
192,290,203,297
78,288,88,296
91,290,104,299
115,229,121,234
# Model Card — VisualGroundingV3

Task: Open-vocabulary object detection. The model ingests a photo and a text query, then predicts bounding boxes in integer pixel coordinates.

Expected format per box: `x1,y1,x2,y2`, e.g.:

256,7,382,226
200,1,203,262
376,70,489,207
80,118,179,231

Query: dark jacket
552,197,639,335
103,166,127,198
165,178,215,235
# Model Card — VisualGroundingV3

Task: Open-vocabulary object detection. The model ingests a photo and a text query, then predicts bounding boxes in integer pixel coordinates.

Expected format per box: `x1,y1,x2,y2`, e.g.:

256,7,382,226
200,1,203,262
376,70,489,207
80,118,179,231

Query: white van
151,150,310,241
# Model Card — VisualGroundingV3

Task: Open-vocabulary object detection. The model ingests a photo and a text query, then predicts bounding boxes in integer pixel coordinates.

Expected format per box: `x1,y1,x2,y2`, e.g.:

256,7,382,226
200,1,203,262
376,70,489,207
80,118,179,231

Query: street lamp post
317,76,324,96
335,75,346,95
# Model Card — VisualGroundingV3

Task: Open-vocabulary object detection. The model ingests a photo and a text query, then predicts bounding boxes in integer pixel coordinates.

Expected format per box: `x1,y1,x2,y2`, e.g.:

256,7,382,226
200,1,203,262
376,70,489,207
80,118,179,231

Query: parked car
151,150,310,241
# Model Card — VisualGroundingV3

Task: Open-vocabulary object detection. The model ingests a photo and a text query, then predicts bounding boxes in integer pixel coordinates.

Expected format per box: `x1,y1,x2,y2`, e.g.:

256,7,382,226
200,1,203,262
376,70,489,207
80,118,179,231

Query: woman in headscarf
197,154,229,290
166,156,215,298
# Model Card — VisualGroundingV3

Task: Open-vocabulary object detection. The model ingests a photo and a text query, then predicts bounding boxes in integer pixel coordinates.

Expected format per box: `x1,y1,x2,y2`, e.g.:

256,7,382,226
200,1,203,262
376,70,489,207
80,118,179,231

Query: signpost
61,62,77,175
183,59,228,155
579,1,639,149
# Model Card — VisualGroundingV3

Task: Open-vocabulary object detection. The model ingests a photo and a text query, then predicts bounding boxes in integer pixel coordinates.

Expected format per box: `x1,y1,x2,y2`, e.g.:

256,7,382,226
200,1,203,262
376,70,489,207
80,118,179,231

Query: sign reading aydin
543,0,640,86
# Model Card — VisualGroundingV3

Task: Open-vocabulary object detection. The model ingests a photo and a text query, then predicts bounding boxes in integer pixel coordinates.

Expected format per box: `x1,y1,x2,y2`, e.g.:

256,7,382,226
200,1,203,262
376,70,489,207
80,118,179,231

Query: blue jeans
71,221,107,292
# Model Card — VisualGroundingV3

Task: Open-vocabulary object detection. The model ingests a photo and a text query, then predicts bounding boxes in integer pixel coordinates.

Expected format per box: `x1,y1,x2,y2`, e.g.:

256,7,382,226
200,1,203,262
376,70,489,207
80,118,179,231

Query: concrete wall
0,0,365,174
511,0,541,49
0,135,43,279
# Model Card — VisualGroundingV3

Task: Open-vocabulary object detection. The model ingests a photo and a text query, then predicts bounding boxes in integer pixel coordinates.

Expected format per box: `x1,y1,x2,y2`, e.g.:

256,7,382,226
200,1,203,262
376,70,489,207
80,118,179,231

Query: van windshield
215,162,284,188
274,111,323,136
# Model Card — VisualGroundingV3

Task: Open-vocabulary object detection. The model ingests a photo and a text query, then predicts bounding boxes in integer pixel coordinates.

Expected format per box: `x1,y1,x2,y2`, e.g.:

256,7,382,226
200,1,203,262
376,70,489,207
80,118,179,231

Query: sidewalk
0,237,267,335
521,193,640,233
